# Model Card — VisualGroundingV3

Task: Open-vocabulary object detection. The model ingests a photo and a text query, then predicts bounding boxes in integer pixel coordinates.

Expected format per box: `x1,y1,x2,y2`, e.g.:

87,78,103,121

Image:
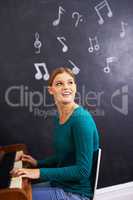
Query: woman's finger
22,154,31,159
16,170,26,176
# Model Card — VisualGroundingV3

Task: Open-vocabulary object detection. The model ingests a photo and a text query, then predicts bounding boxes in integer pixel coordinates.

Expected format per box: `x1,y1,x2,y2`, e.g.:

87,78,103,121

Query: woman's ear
48,86,54,95
74,82,77,94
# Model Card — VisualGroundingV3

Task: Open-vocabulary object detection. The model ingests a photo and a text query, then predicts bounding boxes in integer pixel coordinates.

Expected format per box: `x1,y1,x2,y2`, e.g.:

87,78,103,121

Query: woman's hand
10,168,40,179
21,154,38,167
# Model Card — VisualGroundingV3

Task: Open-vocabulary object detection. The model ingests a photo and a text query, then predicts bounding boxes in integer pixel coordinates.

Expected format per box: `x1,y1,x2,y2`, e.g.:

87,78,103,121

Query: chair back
90,148,101,200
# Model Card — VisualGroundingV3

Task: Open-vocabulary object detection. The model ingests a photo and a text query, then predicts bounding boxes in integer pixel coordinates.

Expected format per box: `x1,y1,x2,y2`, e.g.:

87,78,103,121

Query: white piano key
9,176,22,189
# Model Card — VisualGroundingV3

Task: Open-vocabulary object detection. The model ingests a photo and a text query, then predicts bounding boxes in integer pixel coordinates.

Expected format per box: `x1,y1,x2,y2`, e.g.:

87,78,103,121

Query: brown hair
48,67,76,86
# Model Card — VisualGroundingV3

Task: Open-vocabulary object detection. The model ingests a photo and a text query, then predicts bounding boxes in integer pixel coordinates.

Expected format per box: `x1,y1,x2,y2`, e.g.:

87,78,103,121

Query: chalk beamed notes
68,60,80,75
94,0,113,25
34,63,49,80
88,36,100,53
104,57,118,73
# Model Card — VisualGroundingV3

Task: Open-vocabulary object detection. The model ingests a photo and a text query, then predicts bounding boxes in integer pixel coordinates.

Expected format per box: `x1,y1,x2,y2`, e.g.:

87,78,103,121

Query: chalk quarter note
34,63,49,80
57,36,68,53
120,21,128,38
94,0,113,25
52,6,66,26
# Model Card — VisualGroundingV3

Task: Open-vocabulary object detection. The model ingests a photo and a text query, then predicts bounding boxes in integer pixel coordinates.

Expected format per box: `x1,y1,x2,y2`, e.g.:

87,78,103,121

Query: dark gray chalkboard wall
0,0,133,188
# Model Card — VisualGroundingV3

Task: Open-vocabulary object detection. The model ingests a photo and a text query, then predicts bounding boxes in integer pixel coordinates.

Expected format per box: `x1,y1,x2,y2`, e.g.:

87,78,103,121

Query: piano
0,144,32,200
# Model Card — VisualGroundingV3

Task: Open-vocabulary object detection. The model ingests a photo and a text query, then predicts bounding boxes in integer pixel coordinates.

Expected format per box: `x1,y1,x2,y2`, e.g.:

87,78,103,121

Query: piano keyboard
0,144,32,200
9,151,23,189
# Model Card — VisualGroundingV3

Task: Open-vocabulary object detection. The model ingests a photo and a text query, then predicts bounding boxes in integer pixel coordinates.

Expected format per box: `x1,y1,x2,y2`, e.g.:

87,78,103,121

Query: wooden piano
0,144,32,200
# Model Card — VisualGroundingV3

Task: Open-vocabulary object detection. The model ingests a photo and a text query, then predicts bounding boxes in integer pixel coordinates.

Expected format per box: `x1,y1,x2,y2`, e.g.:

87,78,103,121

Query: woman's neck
56,102,78,124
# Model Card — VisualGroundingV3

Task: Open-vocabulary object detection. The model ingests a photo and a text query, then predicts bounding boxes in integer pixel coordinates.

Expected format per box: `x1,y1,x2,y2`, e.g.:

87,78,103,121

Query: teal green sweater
37,106,99,198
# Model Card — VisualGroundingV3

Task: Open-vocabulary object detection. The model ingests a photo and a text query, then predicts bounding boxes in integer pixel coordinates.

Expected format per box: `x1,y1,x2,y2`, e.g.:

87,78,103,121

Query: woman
11,67,99,200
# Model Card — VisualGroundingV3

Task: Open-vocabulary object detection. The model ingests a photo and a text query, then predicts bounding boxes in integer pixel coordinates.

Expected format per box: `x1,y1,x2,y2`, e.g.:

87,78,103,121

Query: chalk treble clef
34,32,42,54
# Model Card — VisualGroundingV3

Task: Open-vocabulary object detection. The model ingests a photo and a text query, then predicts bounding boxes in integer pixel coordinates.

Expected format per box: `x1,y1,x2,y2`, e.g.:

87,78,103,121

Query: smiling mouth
62,92,72,97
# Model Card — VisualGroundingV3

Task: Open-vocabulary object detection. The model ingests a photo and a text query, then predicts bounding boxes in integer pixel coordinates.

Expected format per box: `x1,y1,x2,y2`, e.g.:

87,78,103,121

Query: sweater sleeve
39,113,98,182
37,154,59,168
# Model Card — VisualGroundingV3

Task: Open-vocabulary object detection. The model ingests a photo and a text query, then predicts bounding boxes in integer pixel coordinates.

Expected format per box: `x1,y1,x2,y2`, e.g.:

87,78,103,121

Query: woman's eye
56,82,62,86
68,81,73,85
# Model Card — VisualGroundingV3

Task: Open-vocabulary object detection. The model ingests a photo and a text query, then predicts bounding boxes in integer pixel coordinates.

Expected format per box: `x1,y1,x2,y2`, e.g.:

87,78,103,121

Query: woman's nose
63,83,69,89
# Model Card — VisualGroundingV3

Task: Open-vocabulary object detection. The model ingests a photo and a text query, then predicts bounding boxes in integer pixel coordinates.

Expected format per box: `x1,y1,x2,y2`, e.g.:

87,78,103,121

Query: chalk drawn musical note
72,12,84,27
88,36,100,53
94,0,113,25
120,21,128,38
57,37,68,53
104,57,117,73
52,6,66,26
34,63,49,80
68,60,80,75
34,32,42,54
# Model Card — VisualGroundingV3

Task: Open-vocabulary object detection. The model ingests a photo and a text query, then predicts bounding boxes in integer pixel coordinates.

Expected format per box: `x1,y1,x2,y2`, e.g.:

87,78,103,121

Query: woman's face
48,72,77,105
